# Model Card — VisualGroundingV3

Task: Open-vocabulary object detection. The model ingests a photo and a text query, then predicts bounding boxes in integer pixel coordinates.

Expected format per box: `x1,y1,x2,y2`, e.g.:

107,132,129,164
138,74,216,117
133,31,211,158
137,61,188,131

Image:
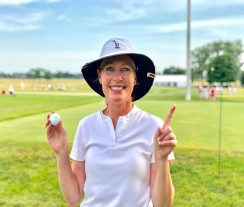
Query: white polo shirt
70,105,175,207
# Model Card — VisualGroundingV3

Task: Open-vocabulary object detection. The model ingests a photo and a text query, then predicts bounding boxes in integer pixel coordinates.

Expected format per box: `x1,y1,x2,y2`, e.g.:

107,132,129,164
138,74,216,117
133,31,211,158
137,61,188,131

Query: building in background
153,75,187,88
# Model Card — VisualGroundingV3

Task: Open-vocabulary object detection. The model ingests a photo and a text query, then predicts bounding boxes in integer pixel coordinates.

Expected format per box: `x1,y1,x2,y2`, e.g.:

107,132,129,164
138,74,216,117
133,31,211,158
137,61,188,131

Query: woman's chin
107,95,130,104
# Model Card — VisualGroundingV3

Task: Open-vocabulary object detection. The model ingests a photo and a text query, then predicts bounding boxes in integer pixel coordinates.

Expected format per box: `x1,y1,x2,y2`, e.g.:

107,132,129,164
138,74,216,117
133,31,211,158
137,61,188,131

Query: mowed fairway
1,95,243,151
0,79,244,206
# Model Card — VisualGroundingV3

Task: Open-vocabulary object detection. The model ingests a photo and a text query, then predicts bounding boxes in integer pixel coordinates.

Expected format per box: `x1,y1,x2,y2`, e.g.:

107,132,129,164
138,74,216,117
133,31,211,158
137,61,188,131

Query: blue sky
1,0,244,74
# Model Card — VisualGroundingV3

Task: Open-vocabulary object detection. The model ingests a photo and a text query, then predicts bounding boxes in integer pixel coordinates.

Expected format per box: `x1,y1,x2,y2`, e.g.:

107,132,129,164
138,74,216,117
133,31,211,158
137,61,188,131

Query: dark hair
99,55,136,74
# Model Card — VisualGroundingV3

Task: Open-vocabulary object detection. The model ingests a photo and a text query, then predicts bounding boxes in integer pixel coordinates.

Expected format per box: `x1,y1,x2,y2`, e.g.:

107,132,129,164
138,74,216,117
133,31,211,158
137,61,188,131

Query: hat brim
81,53,155,102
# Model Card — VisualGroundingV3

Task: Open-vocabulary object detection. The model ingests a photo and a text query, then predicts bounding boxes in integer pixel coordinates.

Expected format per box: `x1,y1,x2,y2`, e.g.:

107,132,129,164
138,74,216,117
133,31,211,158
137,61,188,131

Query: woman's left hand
154,105,177,159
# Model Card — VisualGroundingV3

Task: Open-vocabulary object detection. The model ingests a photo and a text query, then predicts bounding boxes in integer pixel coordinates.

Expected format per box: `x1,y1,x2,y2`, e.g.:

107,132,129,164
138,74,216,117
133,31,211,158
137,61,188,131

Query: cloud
1,51,96,72
3,12,48,24
101,0,244,19
119,16,244,36
0,0,37,5
93,0,165,24
0,11,50,32
193,0,244,5
57,10,71,22
0,0,61,5
0,22,39,32
47,0,60,3
57,14,70,21
71,0,242,31
167,17,243,32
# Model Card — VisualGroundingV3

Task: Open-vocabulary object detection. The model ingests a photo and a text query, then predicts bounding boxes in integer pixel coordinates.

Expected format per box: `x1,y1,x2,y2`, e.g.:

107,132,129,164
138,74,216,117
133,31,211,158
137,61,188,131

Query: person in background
198,85,204,99
46,38,177,207
210,87,216,101
8,85,14,95
203,86,209,100
233,86,237,94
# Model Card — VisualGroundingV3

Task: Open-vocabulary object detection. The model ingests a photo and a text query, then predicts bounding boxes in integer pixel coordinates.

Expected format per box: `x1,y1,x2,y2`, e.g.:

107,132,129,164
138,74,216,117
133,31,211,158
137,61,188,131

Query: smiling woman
82,38,156,102
45,37,177,207
97,55,137,106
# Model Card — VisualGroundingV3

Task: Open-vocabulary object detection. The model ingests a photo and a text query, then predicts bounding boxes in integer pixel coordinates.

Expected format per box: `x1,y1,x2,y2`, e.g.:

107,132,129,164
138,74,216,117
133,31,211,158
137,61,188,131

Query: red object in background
211,89,215,101
2,90,5,94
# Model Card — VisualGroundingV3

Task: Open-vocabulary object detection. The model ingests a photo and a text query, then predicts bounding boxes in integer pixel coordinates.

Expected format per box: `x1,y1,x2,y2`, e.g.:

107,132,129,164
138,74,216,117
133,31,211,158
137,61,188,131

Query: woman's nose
113,71,123,82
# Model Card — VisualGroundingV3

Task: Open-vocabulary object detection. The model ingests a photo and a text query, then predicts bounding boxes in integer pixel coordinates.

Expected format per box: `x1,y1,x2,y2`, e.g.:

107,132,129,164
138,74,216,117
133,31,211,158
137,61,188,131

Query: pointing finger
162,105,176,129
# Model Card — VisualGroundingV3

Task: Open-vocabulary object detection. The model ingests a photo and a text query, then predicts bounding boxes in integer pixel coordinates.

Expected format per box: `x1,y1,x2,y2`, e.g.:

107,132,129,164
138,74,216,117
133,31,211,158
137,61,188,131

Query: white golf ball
50,113,60,126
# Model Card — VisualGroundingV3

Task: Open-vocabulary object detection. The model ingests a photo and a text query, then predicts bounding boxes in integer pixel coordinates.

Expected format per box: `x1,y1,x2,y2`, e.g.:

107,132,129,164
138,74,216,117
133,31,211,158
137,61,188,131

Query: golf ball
50,113,60,126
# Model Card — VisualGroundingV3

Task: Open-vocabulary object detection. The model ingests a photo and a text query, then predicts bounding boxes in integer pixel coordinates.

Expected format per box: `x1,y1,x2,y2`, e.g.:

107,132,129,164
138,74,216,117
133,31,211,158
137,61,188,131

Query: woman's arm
150,105,177,207
56,153,86,207
150,161,174,207
46,113,86,207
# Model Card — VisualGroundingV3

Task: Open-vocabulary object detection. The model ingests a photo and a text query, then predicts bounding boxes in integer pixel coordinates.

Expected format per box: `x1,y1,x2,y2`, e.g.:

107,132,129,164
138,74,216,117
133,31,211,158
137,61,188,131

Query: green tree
163,66,185,74
44,70,52,79
240,71,244,87
191,46,211,81
27,68,42,79
27,68,52,80
207,54,236,84
191,40,243,82
0,72,6,78
56,71,63,78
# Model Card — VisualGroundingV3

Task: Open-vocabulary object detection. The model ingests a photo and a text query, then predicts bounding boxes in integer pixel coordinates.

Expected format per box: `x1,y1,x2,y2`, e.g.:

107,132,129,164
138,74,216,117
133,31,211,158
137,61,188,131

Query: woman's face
97,55,137,105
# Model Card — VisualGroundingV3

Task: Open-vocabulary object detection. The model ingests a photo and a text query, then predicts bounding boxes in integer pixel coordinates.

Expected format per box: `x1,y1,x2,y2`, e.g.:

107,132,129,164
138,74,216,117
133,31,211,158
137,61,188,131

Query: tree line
1,39,244,86
156,39,244,87
191,39,243,85
0,68,83,79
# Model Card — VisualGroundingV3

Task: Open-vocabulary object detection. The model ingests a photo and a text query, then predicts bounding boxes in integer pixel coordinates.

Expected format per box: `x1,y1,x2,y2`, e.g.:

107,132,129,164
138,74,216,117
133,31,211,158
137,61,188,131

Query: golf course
0,78,244,207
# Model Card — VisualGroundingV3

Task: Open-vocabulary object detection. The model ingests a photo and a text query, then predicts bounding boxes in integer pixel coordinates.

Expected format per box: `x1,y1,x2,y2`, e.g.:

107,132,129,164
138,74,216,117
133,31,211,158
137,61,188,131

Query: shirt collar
100,104,140,120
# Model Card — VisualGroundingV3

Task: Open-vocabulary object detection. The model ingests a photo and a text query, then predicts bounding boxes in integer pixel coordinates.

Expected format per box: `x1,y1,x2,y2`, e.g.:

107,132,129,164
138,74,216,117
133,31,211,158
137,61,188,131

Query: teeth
111,86,123,90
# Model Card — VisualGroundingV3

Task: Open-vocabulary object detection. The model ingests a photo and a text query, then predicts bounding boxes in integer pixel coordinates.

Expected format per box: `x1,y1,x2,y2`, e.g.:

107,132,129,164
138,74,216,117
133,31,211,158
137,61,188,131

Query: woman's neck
103,102,134,129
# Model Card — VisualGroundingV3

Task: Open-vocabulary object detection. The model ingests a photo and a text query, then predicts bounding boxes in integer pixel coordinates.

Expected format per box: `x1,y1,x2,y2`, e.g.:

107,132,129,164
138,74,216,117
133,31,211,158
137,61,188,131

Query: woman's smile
98,55,136,105
110,85,126,91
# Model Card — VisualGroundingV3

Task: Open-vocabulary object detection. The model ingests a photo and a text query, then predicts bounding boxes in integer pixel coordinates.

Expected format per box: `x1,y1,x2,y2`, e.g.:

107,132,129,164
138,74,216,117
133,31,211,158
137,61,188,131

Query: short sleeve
70,121,85,161
168,151,175,160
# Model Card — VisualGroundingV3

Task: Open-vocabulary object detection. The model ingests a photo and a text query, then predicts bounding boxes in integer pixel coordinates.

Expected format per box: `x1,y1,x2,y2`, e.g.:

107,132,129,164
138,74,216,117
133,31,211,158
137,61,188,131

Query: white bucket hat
81,37,155,101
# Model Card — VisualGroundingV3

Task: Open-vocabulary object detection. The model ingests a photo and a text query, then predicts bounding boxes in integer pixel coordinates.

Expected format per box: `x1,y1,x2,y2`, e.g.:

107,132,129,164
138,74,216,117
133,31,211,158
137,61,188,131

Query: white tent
153,75,187,88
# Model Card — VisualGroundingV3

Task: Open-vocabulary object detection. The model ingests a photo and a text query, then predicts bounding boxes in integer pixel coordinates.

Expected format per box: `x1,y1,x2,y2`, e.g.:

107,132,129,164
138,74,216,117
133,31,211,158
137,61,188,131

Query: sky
1,0,244,74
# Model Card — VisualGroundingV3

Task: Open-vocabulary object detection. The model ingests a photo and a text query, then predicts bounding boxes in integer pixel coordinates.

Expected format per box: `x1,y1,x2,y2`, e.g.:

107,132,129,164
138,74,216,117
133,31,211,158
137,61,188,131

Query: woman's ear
97,69,101,84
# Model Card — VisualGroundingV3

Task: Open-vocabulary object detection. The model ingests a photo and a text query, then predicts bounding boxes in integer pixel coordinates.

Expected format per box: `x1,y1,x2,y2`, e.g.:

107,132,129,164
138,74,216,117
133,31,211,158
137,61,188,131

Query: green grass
0,101,105,143
137,100,244,152
0,81,244,207
1,99,244,152
171,148,244,207
0,141,67,207
0,142,243,207
0,94,101,122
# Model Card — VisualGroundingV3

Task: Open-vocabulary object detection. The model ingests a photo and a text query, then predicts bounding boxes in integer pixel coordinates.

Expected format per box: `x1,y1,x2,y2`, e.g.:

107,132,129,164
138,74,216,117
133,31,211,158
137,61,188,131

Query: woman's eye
123,67,131,72
105,67,113,71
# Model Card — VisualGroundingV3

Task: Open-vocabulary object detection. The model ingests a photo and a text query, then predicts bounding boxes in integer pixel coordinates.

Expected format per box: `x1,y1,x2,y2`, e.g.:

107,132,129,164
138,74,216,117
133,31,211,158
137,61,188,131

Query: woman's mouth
110,86,126,90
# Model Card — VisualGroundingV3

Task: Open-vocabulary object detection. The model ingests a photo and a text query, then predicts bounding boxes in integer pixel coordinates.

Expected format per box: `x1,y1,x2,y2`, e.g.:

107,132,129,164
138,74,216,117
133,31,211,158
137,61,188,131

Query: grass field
0,78,244,206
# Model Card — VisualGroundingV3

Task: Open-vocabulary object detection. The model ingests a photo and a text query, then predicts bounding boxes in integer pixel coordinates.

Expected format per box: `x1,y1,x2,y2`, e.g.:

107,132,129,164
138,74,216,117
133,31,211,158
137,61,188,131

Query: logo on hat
147,72,155,78
113,40,120,48
82,38,155,102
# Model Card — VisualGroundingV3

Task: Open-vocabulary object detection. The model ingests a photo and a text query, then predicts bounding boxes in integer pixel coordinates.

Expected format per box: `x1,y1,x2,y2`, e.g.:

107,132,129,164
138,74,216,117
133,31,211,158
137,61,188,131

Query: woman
46,38,177,207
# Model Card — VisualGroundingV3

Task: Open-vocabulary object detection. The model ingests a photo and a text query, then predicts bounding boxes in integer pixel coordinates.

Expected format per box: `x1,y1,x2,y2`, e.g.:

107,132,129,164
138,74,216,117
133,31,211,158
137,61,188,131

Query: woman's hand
154,105,177,160
46,112,68,155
